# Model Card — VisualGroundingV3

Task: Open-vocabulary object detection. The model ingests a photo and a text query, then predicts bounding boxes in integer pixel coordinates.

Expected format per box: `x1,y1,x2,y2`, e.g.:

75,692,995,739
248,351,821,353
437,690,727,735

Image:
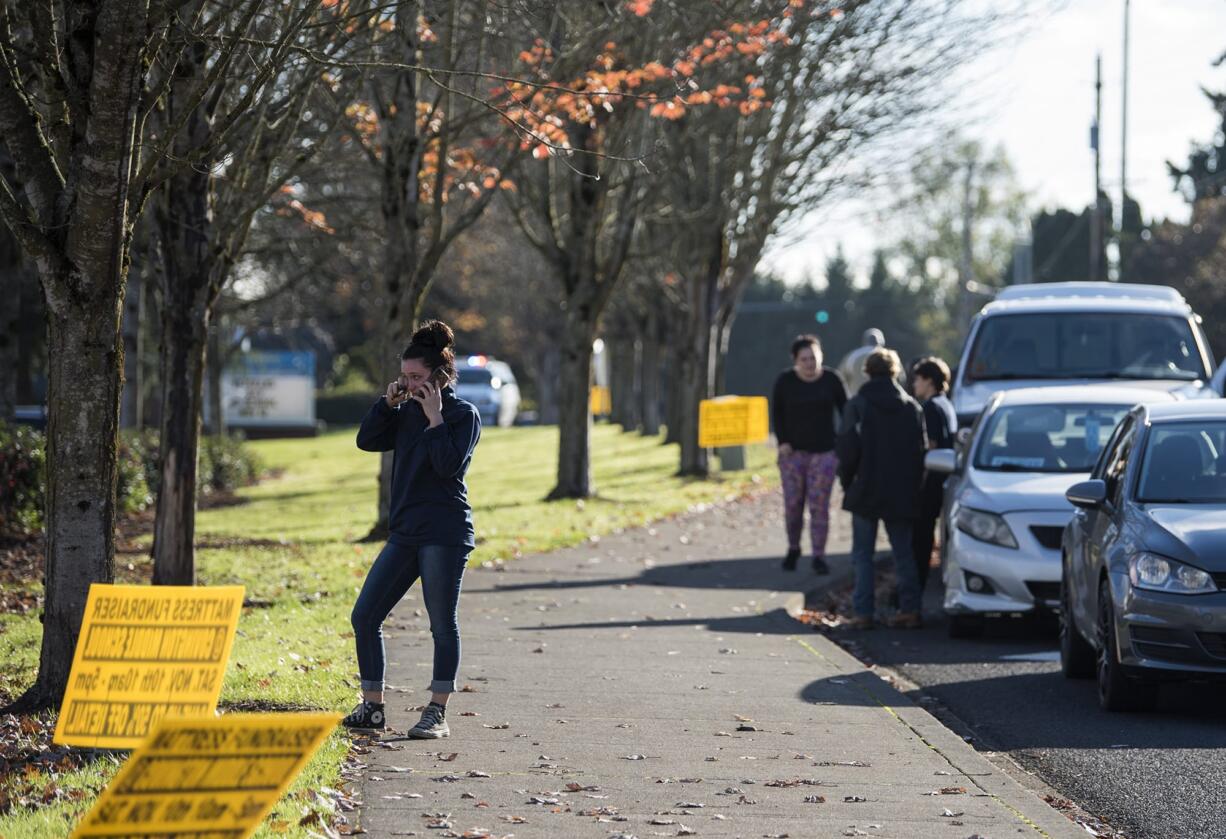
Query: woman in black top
771,335,849,573
910,356,957,594
344,320,481,738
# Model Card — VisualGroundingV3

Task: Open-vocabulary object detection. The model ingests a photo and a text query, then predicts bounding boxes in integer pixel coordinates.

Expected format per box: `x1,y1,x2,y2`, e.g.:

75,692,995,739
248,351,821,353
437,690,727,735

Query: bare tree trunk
152,309,208,586
677,245,722,476
638,307,661,437
676,326,711,477
548,320,595,499
663,342,682,446
608,333,639,431
7,2,149,709
31,297,124,706
535,346,561,425
141,275,162,429
120,256,142,428
206,322,225,435
150,72,215,586
0,228,19,421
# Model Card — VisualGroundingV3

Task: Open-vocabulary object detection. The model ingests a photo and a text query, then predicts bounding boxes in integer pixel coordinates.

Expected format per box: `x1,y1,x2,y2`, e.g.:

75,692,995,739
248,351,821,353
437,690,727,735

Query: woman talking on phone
344,320,481,738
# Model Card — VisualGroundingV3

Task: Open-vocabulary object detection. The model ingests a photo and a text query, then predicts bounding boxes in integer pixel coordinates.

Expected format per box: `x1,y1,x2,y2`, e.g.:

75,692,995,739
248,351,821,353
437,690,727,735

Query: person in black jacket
344,320,481,738
835,348,926,629
910,356,957,594
771,335,849,573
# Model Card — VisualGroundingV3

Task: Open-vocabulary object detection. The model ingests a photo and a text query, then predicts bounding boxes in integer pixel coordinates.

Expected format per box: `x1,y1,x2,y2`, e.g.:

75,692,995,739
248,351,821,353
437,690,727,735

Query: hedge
0,422,262,536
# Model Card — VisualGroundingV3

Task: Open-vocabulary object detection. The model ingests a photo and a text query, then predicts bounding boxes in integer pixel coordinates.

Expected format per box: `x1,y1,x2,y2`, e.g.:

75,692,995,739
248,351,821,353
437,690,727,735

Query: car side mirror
925,449,957,474
1066,479,1107,509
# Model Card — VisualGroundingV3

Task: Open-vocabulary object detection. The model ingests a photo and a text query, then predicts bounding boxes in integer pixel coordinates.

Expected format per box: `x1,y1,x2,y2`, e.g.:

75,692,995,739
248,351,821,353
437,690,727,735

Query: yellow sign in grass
698,396,770,448
70,712,340,839
590,385,612,416
55,584,246,749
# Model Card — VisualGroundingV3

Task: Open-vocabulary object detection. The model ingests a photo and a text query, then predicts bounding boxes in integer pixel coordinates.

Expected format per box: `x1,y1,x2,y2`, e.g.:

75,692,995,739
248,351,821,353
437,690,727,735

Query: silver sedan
926,386,1176,638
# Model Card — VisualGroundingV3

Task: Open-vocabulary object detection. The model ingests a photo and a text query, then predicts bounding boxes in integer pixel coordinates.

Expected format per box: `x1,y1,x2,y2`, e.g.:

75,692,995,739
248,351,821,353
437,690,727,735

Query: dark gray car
1060,401,1226,711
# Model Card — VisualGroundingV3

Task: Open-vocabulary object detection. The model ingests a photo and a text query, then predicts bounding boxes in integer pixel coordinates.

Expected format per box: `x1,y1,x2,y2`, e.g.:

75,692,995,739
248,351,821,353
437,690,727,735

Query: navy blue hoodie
356,387,481,547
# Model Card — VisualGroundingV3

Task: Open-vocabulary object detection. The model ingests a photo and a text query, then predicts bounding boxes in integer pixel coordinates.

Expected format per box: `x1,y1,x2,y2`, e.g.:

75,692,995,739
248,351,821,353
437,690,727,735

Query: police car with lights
454,355,520,428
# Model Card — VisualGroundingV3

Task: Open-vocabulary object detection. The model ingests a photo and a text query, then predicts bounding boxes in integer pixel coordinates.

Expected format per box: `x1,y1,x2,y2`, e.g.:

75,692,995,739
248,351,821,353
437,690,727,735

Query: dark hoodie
356,386,481,547
835,377,926,520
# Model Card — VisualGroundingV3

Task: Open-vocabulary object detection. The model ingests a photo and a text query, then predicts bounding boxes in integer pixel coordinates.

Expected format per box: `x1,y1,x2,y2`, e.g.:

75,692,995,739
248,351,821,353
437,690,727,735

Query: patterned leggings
779,449,839,557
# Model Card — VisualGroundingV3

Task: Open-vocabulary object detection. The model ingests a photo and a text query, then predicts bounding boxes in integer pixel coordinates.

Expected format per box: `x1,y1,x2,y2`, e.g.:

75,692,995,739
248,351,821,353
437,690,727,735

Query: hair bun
411,319,455,351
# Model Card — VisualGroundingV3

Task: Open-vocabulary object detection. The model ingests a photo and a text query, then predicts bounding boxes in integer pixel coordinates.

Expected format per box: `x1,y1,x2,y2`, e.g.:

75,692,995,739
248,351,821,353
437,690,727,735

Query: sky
761,0,1226,284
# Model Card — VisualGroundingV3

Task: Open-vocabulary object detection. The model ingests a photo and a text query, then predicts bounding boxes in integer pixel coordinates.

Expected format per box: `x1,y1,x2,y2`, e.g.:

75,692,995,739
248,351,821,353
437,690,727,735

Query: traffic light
815,309,830,324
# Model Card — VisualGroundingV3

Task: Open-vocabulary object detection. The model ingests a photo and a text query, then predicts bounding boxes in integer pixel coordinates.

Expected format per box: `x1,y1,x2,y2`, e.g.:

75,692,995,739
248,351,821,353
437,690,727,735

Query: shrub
199,434,263,494
0,422,263,535
0,421,47,535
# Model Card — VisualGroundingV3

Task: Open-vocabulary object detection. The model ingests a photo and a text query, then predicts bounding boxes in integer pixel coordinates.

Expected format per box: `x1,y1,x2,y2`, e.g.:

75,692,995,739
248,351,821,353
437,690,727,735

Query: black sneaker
782,548,800,571
342,701,386,730
812,556,830,575
409,702,450,739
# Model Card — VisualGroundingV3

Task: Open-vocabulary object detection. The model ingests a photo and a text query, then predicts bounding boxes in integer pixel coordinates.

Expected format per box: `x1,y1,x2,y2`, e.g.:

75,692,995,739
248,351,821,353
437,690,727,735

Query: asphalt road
832,583,1226,839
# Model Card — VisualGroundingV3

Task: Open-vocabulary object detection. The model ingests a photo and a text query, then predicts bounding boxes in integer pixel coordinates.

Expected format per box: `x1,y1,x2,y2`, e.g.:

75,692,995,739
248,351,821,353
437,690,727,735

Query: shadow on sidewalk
468,554,850,596
512,605,800,636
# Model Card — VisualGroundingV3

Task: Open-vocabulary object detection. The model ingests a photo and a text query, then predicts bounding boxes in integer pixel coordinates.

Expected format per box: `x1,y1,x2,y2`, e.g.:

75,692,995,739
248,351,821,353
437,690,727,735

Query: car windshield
974,403,1132,473
1136,421,1226,503
964,312,1206,383
457,368,492,385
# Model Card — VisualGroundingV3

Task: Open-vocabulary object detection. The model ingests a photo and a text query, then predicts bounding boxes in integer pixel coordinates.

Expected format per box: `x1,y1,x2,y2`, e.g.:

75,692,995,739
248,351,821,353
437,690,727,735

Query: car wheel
947,613,985,639
1059,578,1094,679
1096,579,1158,712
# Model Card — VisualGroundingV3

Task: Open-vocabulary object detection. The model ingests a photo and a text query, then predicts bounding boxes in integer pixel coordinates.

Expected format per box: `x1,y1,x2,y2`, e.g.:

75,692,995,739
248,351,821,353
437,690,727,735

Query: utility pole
1118,0,1131,281
1090,53,1103,283
956,158,977,337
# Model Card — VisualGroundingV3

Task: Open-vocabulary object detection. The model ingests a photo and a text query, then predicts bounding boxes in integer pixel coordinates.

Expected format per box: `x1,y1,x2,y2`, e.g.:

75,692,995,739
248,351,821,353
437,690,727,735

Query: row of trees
0,0,993,706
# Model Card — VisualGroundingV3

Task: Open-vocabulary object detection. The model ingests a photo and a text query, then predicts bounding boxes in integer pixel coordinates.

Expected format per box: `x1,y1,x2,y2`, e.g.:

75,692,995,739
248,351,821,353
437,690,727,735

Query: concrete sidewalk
351,492,1082,839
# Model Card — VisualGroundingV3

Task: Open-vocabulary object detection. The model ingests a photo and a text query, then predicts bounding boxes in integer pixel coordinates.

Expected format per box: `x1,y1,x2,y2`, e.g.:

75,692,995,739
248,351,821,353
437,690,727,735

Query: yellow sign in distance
698,395,770,448
54,584,246,749
70,712,340,839
590,385,612,416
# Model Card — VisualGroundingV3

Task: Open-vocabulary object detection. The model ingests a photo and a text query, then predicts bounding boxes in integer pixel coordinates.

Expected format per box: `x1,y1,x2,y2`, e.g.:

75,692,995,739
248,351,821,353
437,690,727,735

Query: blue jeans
351,543,470,693
851,515,921,618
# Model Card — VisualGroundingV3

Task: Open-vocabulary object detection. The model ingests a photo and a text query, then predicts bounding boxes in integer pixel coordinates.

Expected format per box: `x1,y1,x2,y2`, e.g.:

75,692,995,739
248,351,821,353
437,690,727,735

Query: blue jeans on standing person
851,514,921,618
351,543,470,694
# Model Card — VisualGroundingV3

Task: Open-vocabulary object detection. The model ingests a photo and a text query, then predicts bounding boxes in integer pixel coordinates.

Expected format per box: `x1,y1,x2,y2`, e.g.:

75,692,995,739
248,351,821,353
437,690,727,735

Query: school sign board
54,585,245,749
698,395,770,448
70,712,339,839
222,351,316,432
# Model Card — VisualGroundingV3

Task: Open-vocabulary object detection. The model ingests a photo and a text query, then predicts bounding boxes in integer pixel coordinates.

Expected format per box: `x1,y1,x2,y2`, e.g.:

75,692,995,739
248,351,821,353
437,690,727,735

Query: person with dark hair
910,356,957,593
344,320,481,737
771,334,849,573
836,348,926,629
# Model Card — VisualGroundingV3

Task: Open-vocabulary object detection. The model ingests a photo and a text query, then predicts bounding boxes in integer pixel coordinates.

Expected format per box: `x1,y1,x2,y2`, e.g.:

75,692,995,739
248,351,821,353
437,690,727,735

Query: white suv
952,282,1217,427
455,356,521,427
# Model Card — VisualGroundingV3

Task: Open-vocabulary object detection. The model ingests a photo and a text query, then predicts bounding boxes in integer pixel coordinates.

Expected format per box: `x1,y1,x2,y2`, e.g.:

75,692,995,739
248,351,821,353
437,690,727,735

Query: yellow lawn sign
590,385,612,417
70,712,340,839
54,584,245,749
698,396,769,448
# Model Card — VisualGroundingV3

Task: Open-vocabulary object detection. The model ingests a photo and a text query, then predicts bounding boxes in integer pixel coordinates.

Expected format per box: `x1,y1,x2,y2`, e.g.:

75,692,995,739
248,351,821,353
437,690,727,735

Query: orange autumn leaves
503,20,785,158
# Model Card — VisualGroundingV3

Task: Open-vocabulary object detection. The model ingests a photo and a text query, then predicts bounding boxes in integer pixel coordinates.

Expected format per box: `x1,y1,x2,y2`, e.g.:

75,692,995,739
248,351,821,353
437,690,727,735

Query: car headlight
955,507,1017,549
1128,552,1216,594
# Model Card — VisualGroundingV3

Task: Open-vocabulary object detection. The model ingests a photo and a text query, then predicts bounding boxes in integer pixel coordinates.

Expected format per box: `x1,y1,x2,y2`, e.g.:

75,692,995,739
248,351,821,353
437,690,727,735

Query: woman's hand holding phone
385,379,410,408
410,379,445,427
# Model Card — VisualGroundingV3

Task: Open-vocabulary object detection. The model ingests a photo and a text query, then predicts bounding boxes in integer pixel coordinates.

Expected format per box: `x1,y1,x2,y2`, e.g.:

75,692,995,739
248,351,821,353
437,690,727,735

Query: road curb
784,584,1089,839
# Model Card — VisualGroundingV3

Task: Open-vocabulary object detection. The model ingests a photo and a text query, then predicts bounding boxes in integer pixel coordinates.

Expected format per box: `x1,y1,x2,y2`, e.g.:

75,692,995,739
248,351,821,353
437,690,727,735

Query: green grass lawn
0,424,778,838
